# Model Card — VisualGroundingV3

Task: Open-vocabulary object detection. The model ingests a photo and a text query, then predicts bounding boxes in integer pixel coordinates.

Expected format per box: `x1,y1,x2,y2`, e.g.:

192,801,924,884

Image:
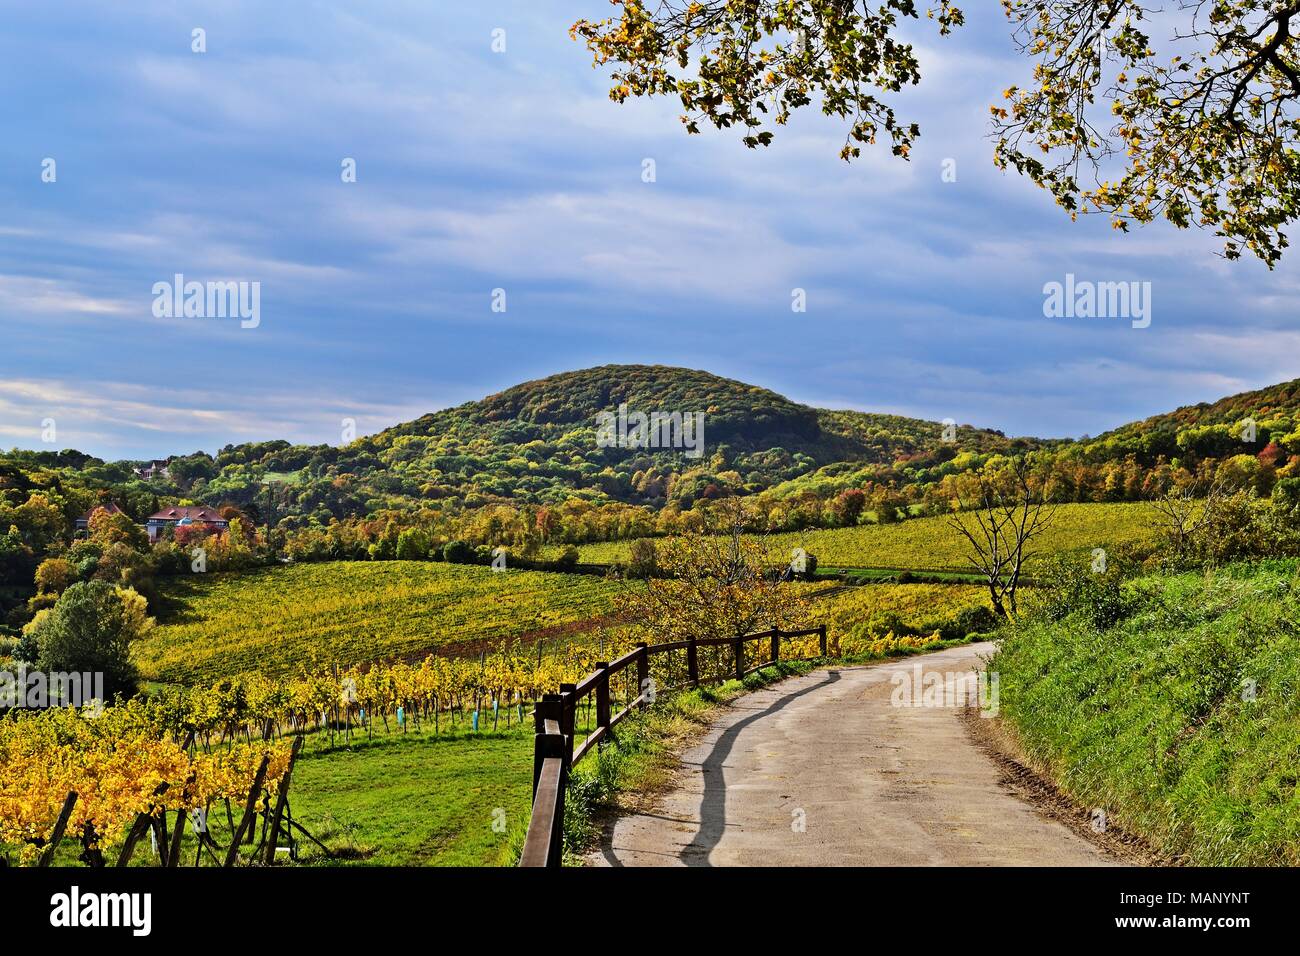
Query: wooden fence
518,624,827,867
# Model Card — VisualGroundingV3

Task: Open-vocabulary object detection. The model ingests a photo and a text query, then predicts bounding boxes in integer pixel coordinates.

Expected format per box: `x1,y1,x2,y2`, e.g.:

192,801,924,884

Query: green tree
396,527,431,561
32,581,151,700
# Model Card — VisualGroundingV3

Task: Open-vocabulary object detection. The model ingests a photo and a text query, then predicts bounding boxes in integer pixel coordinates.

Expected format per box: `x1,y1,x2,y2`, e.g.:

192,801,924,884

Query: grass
994,559,1300,866
288,725,534,866
135,561,620,684
551,502,1155,571
27,723,536,868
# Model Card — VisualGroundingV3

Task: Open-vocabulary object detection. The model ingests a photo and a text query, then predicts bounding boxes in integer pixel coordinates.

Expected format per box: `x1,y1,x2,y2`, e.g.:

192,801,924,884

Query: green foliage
442,540,474,564
31,580,144,699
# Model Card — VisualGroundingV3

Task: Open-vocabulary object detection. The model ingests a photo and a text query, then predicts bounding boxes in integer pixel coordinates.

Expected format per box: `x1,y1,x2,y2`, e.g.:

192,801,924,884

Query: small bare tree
947,458,1054,619
1147,481,1227,561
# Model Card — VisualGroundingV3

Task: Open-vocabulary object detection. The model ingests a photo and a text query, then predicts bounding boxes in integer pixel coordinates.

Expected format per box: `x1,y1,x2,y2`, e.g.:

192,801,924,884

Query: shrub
442,540,474,564
395,528,430,561
627,539,658,578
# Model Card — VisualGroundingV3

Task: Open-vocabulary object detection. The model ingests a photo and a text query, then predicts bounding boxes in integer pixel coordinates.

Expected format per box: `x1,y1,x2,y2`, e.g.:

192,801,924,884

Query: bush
554,546,580,571
442,540,474,564
627,539,658,578
395,528,430,561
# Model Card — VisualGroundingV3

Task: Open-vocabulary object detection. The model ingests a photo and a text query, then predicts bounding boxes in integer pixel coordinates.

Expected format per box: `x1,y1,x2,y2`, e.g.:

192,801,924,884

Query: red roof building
145,506,229,542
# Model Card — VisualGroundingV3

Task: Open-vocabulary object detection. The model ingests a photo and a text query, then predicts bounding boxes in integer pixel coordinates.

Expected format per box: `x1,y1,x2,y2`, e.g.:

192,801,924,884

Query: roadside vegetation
993,482,1300,865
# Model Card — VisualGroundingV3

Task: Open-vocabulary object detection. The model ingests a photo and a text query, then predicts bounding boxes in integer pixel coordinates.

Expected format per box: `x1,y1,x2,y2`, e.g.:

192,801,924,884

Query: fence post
547,734,568,867
733,636,745,681
533,694,560,798
636,643,649,709
770,627,780,665
819,624,828,657
594,663,610,733
687,638,699,688
559,682,576,770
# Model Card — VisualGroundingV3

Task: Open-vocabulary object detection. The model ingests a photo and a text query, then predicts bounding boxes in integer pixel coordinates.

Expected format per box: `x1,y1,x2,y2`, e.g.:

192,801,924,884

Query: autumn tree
622,499,808,640
573,0,964,161
574,1,1300,264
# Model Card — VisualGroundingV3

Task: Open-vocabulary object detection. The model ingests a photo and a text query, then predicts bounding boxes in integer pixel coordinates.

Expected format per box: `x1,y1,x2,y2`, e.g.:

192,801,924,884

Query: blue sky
2,1,1299,460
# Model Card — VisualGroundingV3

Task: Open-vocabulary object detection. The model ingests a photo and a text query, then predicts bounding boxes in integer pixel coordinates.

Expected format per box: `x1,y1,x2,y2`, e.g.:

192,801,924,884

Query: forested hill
1078,377,1300,462
356,364,1035,480
6,366,1300,538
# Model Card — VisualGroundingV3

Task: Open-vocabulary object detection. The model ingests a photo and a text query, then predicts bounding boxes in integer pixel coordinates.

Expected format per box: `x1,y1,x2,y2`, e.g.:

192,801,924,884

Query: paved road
589,643,1118,867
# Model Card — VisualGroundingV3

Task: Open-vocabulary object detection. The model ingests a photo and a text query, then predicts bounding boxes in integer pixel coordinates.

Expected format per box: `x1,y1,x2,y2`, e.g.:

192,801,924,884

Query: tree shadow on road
594,669,843,867
681,669,842,866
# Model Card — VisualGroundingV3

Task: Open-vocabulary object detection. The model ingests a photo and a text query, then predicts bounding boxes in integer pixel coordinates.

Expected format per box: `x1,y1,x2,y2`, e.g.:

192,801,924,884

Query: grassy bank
993,559,1300,865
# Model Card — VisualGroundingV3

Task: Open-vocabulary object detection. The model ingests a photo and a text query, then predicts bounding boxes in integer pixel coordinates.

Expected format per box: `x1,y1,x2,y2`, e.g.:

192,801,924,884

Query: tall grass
994,559,1300,865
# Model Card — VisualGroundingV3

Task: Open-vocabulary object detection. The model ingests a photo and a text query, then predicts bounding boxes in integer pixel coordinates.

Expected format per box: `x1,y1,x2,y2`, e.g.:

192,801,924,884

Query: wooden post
594,663,610,733
734,636,745,681
770,628,780,665
538,730,568,867
115,782,169,867
558,682,576,769
263,735,304,865
687,638,699,688
37,792,78,868
818,624,828,657
533,695,561,798
636,643,650,709
550,757,567,867
166,807,187,867
223,754,270,867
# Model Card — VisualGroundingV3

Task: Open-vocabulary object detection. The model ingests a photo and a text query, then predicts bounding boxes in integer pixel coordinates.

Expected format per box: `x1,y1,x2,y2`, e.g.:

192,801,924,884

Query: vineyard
555,502,1156,571
0,701,294,867
3,531,1000,869
135,562,622,684
806,583,993,654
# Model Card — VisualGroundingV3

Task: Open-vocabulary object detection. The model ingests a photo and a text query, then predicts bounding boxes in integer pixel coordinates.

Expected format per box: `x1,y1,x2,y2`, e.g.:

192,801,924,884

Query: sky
2,1,1299,461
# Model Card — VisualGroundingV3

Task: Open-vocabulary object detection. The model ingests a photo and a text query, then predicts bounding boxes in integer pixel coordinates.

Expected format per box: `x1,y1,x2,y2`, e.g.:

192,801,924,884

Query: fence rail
518,624,826,867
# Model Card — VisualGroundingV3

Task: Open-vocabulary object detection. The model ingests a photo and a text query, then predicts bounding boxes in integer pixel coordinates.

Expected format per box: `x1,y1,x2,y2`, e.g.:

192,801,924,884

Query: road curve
588,642,1119,867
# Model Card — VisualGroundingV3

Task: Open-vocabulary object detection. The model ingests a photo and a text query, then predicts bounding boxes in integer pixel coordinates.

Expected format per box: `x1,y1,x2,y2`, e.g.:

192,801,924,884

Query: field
135,562,621,684
809,583,991,642
556,502,1155,571
289,725,534,866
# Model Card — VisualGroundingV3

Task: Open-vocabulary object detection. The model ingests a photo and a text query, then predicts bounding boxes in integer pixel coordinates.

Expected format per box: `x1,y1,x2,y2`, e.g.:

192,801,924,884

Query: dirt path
588,642,1121,867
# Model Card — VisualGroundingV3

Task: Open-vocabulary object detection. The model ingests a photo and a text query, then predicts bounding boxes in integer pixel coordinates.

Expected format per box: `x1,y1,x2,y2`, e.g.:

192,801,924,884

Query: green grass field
136,561,621,684
288,726,533,866
996,559,1300,865
553,502,1154,571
